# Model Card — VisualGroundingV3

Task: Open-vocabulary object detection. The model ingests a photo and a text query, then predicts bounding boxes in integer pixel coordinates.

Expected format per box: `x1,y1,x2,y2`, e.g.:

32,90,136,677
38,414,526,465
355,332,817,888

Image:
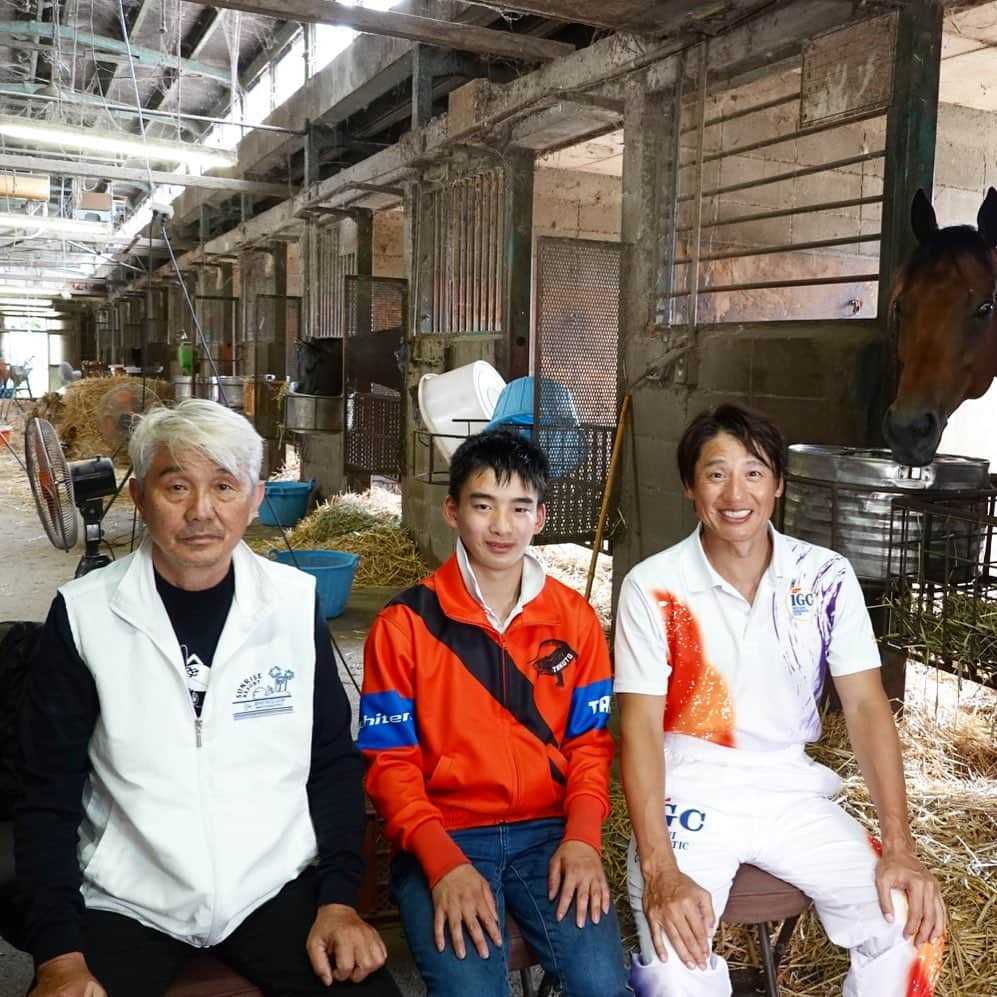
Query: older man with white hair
16,399,399,997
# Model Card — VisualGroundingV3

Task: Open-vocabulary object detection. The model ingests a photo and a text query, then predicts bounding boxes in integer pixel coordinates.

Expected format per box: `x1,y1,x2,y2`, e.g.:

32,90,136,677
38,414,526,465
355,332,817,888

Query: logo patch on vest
531,639,577,687
787,585,816,621
232,668,295,720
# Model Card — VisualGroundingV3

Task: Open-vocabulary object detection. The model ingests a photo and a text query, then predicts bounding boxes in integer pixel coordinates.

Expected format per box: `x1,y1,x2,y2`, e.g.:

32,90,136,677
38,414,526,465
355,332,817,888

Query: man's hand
30,952,106,997
876,847,947,947
430,863,503,960
306,903,388,985
641,868,713,971
547,840,611,928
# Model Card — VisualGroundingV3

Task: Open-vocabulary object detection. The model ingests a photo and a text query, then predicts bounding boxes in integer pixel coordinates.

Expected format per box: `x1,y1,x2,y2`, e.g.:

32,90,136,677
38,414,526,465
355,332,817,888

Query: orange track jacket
360,555,615,887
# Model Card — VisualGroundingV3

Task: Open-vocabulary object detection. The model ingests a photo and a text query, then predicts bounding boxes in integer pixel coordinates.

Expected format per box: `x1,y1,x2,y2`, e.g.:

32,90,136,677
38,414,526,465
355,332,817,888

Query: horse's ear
911,188,938,244
978,187,997,248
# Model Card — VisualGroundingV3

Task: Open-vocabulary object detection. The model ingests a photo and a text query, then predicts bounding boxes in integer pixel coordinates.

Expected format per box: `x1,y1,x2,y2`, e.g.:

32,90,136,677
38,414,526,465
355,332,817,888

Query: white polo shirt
614,526,880,751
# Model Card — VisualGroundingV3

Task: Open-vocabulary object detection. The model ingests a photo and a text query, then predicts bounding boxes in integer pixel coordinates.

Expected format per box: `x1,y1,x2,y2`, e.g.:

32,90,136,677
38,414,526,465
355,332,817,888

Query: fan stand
75,498,111,577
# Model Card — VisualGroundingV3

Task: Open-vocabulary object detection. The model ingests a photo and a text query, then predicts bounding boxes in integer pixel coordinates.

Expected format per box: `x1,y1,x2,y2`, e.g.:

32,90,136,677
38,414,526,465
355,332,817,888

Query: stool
720,865,812,997
506,912,558,997
164,954,261,997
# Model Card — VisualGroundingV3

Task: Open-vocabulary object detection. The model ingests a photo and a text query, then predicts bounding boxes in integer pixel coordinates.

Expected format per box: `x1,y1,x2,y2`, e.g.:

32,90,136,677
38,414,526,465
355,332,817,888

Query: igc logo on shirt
787,585,815,620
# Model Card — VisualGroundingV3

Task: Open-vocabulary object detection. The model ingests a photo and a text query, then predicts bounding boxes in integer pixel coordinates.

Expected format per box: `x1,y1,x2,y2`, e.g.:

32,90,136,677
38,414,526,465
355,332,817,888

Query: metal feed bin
783,446,990,708
783,446,990,583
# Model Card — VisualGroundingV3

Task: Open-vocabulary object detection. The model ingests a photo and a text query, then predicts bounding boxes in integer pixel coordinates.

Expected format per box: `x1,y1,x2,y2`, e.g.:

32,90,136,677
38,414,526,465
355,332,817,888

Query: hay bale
247,490,427,589
27,377,172,464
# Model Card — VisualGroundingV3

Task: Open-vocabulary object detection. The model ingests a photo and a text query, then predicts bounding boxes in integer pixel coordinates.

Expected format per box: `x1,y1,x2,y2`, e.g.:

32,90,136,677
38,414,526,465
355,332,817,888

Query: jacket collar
109,539,271,666
430,551,559,629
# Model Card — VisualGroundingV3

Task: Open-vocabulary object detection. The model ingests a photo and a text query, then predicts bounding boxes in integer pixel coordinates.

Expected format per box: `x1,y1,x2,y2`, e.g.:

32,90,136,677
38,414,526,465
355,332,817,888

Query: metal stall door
343,275,407,484
534,237,621,547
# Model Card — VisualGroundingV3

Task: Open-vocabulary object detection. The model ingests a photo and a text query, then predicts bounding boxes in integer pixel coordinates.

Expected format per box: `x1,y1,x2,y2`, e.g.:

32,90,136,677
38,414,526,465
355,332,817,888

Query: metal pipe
0,87,306,134
675,196,884,233
674,232,880,265
677,151,885,203
694,107,885,167
678,92,799,137
660,272,880,298
687,41,708,332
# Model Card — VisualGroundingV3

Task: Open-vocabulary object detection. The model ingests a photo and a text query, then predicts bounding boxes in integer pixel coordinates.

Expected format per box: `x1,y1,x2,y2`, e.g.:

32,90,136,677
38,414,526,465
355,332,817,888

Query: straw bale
26,377,172,464
603,697,997,995
537,542,612,633
247,489,427,589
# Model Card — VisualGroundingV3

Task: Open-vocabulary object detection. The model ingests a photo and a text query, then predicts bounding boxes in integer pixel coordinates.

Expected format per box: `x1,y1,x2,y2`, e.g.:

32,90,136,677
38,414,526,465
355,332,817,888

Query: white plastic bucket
418,361,506,464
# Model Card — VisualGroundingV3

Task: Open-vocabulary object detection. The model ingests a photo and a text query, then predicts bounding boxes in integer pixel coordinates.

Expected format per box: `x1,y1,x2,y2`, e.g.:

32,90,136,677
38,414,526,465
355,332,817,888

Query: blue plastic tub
485,377,588,478
258,480,315,527
268,549,361,619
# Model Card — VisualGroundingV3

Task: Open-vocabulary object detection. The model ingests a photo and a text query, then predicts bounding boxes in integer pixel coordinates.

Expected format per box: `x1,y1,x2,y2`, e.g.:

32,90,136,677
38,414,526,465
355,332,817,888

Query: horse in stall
883,187,997,466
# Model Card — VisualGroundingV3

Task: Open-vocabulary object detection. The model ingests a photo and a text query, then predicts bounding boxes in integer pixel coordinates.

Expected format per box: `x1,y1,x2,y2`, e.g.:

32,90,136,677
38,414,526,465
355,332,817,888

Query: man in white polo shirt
615,403,945,997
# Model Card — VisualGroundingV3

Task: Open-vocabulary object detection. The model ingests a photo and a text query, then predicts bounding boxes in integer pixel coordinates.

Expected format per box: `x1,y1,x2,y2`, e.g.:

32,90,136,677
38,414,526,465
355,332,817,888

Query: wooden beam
184,0,574,62
0,152,292,197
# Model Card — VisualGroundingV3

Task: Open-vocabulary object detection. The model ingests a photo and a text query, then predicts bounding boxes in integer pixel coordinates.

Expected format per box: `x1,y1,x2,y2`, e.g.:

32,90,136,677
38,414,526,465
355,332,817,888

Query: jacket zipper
498,633,520,808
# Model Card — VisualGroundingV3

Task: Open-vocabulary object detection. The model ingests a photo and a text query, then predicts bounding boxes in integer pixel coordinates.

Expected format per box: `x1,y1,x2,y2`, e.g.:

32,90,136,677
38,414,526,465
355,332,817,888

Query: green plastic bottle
177,336,197,376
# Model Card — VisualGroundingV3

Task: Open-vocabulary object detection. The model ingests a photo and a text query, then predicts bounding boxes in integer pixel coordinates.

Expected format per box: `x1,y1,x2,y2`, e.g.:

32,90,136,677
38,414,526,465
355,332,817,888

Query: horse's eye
975,301,994,319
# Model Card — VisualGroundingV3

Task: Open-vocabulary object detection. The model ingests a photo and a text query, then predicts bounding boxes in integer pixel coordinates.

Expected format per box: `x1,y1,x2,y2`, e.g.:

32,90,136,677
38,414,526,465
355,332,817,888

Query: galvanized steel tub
209,376,245,409
284,392,343,434
783,445,990,582
172,376,211,401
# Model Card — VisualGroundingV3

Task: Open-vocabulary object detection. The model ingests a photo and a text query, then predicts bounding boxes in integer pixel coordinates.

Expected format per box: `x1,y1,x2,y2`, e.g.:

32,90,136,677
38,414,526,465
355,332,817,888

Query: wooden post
501,147,534,380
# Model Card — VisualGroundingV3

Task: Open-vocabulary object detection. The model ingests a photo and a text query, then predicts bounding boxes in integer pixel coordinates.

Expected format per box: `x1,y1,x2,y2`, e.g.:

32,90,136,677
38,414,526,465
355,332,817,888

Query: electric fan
24,418,117,578
96,381,162,451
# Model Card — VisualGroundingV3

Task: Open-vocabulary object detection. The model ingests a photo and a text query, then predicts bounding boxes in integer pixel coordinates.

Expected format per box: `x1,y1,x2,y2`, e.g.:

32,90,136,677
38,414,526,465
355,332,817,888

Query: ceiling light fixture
0,115,237,171
0,213,111,238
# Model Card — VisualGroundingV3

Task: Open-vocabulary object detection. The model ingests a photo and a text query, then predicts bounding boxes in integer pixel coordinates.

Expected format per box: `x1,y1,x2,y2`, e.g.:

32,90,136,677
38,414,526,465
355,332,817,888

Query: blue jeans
391,817,630,997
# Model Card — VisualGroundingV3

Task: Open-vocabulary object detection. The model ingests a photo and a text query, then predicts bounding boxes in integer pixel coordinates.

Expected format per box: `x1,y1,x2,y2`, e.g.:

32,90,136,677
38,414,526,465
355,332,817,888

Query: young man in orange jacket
361,429,629,997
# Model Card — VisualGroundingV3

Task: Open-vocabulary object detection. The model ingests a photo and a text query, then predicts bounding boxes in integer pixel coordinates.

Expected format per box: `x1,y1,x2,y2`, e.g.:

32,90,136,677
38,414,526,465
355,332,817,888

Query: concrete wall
533,168,622,243
617,320,887,569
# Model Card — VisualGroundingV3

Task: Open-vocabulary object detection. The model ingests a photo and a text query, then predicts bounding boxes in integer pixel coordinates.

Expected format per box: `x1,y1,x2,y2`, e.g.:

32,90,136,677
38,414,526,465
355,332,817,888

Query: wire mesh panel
534,237,621,546
346,388,402,479
343,276,407,481
887,490,997,690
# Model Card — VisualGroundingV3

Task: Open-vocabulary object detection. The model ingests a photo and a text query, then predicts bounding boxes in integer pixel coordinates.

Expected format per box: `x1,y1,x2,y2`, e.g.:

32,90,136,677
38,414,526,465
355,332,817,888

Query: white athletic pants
626,735,944,997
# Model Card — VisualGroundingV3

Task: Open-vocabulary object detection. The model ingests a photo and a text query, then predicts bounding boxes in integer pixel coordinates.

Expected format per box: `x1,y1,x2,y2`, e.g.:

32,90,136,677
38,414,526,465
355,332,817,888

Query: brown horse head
883,187,997,466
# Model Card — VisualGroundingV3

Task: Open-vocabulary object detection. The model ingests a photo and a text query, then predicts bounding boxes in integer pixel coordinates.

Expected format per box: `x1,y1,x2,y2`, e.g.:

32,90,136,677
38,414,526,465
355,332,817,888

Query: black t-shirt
155,564,235,717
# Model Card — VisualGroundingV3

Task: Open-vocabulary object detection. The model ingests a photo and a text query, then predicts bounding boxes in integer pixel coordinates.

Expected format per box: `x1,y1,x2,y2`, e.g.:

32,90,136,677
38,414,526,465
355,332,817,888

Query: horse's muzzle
882,403,942,467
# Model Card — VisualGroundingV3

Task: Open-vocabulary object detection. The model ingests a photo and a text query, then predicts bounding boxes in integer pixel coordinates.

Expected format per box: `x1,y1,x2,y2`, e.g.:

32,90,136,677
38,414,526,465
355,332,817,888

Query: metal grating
343,276,407,481
344,275,408,338
346,388,402,478
656,27,890,326
315,222,357,339
426,169,505,334
887,489,997,690
534,237,621,546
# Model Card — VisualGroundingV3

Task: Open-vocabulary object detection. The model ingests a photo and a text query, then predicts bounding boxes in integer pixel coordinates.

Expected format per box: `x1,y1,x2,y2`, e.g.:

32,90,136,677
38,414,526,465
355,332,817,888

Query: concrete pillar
412,45,434,130
617,76,686,573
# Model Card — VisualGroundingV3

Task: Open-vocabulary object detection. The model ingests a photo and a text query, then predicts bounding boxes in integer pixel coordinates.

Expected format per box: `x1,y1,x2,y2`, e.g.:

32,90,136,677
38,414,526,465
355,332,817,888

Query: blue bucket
485,377,588,478
268,549,361,619
259,480,315,527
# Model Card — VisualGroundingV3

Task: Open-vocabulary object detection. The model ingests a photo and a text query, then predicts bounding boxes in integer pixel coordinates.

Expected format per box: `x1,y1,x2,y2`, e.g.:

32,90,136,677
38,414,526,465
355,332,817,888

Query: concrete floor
0,438,545,996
